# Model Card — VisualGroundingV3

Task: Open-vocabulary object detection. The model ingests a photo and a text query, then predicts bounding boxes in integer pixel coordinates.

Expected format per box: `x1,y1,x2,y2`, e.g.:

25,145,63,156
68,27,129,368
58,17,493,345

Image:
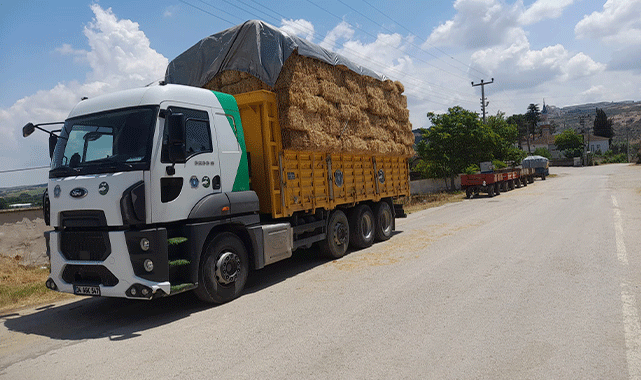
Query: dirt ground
0,209,49,267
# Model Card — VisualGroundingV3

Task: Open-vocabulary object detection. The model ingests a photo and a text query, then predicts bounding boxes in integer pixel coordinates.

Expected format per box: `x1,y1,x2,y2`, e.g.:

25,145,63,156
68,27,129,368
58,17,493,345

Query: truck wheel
542,175,546,180
320,210,350,259
195,232,248,304
349,205,375,249
373,201,394,241
465,188,472,199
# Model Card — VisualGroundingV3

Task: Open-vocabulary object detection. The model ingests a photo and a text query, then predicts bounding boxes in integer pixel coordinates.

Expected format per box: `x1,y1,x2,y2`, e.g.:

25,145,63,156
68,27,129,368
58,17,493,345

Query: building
521,102,609,158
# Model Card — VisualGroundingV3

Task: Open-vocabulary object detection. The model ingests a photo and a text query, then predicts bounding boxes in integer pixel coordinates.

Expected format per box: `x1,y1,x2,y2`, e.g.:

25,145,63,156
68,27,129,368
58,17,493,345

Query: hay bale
201,52,414,156
319,80,349,104
219,70,243,86
367,97,393,117
339,103,362,121
394,81,405,93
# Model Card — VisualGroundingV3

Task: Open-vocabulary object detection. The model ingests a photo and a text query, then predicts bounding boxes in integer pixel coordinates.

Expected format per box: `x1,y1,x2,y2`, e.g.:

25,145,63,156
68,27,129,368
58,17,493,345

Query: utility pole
471,78,494,123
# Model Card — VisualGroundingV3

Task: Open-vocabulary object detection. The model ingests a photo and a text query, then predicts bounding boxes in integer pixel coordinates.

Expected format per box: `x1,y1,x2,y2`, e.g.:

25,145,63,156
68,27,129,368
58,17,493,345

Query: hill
546,101,641,144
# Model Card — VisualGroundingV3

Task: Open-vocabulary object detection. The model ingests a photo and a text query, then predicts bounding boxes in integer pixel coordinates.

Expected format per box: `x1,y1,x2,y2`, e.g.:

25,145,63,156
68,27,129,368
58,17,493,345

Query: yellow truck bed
235,90,410,219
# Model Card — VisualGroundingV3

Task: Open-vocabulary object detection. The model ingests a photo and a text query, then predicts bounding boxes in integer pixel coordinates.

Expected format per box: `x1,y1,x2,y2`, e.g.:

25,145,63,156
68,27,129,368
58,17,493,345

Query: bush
601,153,628,164
464,164,480,175
492,160,507,169
533,147,551,159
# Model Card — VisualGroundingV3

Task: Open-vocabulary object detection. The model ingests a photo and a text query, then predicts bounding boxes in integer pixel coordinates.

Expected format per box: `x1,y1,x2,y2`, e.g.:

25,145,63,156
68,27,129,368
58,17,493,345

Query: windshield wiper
103,162,134,171
50,166,81,176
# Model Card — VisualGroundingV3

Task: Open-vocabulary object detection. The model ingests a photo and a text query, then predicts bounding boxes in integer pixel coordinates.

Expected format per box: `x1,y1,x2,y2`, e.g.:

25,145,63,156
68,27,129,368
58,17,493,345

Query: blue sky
1,0,639,187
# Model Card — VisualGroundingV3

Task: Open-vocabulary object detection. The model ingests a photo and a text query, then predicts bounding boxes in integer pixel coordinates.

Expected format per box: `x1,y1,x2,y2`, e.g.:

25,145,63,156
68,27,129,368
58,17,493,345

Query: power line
181,0,478,106
359,0,489,79
337,0,485,81
178,0,236,25
304,0,470,82
0,166,49,174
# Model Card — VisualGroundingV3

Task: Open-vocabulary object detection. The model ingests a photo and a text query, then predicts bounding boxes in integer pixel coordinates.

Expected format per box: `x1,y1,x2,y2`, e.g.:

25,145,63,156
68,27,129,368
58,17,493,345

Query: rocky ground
0,210,48,267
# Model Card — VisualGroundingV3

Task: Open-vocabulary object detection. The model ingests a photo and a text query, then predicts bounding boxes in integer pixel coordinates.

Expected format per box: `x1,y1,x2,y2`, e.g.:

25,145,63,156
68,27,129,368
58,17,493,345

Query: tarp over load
165,20,415,156
521,155,549,168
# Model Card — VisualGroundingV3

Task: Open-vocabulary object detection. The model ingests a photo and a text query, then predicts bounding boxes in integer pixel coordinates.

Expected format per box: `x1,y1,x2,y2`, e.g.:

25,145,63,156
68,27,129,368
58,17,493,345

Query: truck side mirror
48,134,58,159
167,113,186,163
23,123,36,137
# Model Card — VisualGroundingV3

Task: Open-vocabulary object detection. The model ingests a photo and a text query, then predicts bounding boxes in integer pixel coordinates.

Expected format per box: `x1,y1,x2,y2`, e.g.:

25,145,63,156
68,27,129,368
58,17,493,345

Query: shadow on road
1,246,331,342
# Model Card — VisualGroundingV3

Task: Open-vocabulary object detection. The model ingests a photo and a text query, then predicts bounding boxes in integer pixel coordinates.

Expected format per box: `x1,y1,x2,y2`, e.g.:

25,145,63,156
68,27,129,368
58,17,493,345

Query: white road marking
613,195,628,265
622,282,641,380
613,195,641,380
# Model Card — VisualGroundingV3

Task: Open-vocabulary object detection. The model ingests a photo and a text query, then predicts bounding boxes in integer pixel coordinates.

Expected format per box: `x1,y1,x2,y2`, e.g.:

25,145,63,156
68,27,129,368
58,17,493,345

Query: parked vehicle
522,155,549,180
461,167,535,198
23,86,409,303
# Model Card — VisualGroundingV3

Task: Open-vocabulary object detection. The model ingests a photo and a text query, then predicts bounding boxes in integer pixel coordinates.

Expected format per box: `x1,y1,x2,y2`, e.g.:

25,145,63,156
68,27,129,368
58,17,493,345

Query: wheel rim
361,212,374,241
215,251,241,285
333,221,348,246
379,208,392,235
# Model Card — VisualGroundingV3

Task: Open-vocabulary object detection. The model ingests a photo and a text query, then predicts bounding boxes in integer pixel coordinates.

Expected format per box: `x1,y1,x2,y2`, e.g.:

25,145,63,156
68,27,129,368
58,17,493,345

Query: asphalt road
2,163,641,379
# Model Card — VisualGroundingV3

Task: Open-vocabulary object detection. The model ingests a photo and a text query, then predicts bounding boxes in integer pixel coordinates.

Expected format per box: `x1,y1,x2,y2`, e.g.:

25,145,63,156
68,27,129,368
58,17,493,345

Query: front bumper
46,229,171,299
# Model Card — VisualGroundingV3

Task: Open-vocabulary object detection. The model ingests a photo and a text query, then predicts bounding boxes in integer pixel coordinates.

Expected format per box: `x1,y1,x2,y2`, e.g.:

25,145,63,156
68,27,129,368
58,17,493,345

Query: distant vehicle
522,155,550,180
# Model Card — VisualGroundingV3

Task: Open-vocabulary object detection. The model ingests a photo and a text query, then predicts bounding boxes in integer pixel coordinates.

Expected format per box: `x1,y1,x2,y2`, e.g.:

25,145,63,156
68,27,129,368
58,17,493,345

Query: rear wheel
195,232,249,304
373,201,394,241
465,188,473,199
349,205,375,249
320,210,350,259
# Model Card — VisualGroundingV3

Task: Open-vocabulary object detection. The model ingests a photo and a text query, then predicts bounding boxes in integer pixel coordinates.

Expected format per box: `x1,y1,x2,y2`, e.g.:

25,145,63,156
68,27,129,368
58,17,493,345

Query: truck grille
60,231,111,261
62,264,119,287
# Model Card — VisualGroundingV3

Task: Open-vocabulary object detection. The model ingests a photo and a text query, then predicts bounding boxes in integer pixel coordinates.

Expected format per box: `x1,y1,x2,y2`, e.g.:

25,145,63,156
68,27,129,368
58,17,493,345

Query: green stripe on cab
212,91,249,192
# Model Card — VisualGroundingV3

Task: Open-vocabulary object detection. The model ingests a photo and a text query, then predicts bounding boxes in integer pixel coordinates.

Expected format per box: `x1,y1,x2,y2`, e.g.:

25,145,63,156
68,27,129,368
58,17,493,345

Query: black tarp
165,20,385,88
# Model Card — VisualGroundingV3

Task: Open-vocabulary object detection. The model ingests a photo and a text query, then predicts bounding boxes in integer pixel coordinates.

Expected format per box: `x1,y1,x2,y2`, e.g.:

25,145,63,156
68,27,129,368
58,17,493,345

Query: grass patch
399,191,464,214
0,256,72,312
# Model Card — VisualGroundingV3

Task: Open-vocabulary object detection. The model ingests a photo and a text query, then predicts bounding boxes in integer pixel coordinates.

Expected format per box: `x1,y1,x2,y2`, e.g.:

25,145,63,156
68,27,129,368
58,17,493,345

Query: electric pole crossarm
471,78,494,123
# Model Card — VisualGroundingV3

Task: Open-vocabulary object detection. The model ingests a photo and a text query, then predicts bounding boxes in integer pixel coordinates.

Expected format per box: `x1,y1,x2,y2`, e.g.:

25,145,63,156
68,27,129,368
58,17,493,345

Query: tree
533,147,551,159
507,113,528,149
487,112,526,164
417,107,497,188
524,104,541,153
554,129,583,158
593,108,614,142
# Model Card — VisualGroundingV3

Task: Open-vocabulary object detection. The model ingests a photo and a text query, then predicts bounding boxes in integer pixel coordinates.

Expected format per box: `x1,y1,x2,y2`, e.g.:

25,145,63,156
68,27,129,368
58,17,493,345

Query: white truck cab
36,84,265,302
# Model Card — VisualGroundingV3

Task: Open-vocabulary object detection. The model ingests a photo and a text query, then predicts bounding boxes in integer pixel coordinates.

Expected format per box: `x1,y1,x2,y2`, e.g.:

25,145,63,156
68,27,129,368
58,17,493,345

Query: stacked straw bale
202,51,414,156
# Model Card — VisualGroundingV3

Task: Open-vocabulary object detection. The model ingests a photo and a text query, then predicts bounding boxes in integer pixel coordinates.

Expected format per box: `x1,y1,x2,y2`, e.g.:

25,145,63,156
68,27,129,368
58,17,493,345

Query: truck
22,86,409,304
522,155,549,180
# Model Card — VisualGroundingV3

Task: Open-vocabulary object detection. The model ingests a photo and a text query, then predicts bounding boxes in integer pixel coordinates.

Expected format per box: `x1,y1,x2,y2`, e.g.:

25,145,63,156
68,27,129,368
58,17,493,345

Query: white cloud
280,18,315,41
519,0,575,25
319,21,354,51
0,4,168,183
575,0,641,45
471,32,604,90
425,0,521,49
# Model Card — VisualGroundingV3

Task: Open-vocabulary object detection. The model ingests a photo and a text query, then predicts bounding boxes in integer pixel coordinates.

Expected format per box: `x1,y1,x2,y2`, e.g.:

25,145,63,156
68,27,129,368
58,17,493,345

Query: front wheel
195,232,249,304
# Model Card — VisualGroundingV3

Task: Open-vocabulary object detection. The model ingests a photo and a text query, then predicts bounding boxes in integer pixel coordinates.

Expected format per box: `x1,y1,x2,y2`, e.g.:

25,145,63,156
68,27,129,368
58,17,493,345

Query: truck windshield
51,106,158,177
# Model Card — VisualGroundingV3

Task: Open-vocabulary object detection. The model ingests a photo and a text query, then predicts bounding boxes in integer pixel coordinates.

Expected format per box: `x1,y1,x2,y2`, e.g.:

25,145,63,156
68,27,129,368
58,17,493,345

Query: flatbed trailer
461,167,535,198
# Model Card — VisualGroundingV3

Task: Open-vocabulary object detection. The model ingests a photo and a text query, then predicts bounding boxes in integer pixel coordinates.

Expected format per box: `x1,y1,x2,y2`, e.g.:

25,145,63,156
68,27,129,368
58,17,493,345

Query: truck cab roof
67,84,223,119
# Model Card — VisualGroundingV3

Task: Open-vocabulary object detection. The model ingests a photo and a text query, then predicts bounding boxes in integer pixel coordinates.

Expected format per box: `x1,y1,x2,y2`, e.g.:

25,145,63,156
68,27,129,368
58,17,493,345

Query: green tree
417,107,497,187
533,147,551,159
0,198,6,210
554,129,583,158
524,104,541,153
506,113,528,149
593,108,614,142
487,112,526,164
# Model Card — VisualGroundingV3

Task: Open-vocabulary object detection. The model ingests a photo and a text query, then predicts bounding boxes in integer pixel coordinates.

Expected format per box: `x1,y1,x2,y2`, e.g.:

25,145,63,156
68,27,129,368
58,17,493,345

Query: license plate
73,285,101,296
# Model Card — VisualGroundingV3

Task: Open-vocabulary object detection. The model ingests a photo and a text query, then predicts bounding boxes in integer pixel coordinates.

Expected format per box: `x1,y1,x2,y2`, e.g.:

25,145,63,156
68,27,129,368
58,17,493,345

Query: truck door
149,104,221,224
